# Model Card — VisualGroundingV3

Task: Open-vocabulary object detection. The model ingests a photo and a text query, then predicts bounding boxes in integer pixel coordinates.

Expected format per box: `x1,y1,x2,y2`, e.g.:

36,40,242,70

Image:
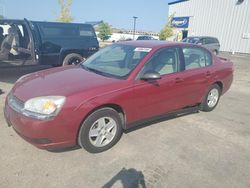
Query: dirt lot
0,54,250,188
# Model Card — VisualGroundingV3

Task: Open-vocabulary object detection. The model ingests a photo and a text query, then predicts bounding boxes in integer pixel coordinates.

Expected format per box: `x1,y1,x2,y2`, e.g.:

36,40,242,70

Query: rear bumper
4,103,79,149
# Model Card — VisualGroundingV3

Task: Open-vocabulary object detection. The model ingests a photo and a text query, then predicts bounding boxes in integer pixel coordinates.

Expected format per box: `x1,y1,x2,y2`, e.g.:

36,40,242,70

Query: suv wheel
63,53,84,66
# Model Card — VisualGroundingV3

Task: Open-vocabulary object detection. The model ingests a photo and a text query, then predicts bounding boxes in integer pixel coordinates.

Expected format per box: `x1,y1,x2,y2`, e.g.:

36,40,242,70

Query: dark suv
0,19,99,69
182,36,220,55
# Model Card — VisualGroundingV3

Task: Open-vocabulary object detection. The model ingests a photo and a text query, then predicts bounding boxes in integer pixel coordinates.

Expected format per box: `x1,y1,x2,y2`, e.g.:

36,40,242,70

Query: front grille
8,93,24,113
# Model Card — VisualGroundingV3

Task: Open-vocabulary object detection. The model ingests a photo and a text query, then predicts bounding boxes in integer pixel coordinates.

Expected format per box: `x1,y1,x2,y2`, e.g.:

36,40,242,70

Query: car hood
12,66,124,102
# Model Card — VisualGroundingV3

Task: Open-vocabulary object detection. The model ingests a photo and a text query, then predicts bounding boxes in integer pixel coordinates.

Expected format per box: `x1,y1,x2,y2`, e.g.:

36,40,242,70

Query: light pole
133,16,138,40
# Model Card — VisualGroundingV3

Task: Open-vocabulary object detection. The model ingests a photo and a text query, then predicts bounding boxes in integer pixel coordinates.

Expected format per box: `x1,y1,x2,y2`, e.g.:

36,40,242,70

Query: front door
129,47,187,123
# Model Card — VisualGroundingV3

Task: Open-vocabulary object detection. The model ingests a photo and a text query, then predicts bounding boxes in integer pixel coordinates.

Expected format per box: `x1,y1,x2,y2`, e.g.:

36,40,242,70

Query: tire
213,50,218,55
201,84,221,112
78,108,123,153
62,53,84,66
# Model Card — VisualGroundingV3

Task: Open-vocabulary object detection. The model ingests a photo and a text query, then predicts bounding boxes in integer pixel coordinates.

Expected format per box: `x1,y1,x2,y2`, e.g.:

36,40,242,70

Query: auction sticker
134,48,152,52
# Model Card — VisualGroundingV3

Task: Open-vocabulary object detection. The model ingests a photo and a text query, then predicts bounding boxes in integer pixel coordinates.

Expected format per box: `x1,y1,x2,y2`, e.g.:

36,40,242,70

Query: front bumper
4,101,80,149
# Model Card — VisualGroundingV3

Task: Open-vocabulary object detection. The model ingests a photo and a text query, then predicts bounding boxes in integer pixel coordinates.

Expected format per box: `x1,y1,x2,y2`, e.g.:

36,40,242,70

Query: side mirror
140,71,161,81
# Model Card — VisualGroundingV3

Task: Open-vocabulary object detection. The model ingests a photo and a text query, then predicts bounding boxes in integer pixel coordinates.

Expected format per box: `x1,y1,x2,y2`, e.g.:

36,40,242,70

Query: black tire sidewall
213,50,219,55
201,84,221,112
78,108,123,153
63,53,83,66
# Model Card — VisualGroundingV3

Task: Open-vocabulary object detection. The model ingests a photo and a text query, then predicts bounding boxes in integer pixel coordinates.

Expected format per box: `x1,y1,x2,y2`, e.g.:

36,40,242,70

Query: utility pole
133,16,138,40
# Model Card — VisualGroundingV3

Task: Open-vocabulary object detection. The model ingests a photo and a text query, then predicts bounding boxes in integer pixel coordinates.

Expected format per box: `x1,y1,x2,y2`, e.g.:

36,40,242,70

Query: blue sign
171,17,189,28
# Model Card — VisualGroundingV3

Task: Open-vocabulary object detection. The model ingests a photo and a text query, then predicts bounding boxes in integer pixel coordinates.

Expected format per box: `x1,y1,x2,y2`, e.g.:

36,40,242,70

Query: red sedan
4,41,233,153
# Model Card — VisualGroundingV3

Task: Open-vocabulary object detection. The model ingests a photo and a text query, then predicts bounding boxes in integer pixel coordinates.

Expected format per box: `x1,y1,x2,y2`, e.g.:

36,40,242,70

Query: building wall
169,0,250,54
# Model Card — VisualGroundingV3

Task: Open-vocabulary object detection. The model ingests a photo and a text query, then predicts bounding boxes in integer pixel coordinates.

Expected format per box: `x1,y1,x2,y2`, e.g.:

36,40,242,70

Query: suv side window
202,38,209,44
79,25,95,37
138,47,179,77
210,37,219,44
183,47,212,70
207,38,214,44
199,39,205,45
40,24,78,37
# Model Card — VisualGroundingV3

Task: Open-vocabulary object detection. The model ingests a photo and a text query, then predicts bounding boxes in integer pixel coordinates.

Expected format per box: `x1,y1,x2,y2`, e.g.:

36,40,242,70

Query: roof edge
168,0,189,5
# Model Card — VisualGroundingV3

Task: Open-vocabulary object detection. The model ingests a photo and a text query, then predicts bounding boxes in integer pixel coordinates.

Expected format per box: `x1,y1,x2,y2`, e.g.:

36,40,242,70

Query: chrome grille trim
8,93,24,113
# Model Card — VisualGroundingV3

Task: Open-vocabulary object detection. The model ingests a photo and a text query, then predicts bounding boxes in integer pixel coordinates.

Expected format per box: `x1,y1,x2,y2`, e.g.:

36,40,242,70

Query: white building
168,0,250,54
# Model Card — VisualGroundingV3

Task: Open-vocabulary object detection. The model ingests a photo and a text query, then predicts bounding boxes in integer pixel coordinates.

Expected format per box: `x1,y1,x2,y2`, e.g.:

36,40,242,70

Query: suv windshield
81,44,151,79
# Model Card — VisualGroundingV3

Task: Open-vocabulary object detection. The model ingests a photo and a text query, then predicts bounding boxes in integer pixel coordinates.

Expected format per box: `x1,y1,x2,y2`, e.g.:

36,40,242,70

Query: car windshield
182,37,200,44
81,44,151,79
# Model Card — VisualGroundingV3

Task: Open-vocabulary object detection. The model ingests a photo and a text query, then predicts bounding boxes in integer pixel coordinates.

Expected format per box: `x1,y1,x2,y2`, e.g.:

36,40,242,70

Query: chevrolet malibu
4,41,233,153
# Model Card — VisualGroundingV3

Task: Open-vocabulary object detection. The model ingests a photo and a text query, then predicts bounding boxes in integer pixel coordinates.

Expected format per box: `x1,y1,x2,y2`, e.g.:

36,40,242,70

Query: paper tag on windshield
134,48,152,52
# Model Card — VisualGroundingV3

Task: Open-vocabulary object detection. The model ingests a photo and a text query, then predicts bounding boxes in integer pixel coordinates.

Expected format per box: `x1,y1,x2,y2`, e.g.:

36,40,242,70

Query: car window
98,46,126,62
183,47,212,70
138,48,179,78
82,44,150,79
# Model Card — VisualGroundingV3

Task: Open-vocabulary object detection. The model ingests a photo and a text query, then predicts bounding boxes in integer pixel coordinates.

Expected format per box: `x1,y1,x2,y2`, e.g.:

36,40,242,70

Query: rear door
178,46,214,105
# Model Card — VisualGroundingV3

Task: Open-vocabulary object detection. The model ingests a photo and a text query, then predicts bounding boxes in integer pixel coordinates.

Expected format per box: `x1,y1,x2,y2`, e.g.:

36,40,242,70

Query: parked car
182,36,220,55
4,41,233,153
137,35,156,40
0,19,99,68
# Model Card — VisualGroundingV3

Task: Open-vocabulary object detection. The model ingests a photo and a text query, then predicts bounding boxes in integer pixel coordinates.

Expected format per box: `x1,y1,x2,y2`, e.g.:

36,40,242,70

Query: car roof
186,36,218,39
117,40,191,49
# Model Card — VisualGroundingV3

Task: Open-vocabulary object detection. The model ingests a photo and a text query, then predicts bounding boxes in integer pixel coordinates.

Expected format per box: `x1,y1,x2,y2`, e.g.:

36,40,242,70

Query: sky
0,0,172,32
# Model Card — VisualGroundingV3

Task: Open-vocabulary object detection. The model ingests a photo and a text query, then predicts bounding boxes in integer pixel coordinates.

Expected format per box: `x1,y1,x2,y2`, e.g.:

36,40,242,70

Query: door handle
175,77,184,83
206,71,212,77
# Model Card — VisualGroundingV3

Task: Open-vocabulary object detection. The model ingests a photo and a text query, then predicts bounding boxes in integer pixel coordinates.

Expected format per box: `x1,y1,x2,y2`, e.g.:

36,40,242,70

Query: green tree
159,14,175,40
0,15,4,19
97,23,112,41
57,0,73,23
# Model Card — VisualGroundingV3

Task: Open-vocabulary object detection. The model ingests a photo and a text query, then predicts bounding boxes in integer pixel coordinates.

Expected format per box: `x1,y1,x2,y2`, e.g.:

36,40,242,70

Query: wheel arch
213,81,223,92
59,49,84,65
76,103,126,144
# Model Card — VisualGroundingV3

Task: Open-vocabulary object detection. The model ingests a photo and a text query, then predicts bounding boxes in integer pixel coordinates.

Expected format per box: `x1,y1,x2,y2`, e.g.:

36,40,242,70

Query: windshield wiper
81,64,115,78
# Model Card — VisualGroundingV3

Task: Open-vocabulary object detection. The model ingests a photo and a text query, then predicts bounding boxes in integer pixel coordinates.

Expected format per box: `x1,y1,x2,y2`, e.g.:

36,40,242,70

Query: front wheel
201,84,221,112
78,108,123,153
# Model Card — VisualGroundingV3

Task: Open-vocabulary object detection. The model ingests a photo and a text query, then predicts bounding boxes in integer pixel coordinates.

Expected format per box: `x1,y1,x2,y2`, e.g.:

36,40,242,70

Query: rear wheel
62,53,84,66
201,84,221,112
78,108,123,153
213,50,218,55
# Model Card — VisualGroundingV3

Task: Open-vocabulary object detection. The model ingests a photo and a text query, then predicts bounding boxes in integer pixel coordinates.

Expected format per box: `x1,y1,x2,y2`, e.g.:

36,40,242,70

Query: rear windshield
38,23,95,38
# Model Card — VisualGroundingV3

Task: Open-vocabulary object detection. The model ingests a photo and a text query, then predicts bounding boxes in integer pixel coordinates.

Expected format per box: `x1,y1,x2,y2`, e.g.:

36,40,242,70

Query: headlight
23,96,66,120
